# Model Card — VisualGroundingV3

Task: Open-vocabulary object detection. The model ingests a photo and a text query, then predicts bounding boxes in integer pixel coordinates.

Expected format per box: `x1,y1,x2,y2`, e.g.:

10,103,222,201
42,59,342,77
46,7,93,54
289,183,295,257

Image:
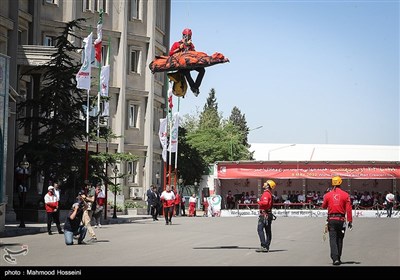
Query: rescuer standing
322,176,353,265
256,180,276,252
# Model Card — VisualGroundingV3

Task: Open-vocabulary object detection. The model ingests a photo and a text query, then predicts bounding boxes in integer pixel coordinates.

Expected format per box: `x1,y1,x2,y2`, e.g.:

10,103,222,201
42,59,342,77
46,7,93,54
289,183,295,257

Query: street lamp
230,126,263,160
155,171,160,186
112,165,119,219
70,166,78,198
178,177,183,194
268,144,296,161
19,155,30,228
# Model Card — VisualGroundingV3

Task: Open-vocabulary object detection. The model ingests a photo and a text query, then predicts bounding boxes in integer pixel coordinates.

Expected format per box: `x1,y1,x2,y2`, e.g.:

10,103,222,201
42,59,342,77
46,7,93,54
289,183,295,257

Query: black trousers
328,219,346,262
151,205,159,220
386,202,393,217
180,68,205,90
164,206,173,223
47,211,62,233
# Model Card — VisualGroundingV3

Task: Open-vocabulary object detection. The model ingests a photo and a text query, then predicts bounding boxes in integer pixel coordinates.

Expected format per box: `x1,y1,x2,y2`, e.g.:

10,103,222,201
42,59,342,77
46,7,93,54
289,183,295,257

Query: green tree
229,106,249,147
175,127,208,185
17,19,88,195
183,89,252,164
199,88,221,129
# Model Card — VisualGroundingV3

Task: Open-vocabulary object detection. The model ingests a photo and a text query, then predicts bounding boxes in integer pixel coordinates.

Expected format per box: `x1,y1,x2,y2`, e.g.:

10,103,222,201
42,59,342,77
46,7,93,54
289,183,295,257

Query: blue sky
170,0,399,146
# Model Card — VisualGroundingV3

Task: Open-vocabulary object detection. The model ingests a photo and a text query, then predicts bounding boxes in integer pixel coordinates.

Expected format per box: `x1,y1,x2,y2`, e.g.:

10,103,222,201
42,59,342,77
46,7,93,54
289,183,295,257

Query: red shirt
258,189,273,212
322,187,352,222
169,40,195,56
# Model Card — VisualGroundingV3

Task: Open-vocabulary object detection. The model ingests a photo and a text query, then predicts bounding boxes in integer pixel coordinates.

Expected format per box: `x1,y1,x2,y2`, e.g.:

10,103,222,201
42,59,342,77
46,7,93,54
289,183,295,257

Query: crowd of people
224,189,399,211
44,180,106,245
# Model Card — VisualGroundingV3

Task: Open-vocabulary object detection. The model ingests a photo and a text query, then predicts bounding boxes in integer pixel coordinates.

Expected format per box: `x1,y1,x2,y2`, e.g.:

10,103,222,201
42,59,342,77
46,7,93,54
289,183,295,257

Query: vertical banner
159,118,168,162
100,65,110,116
76,32,93,90
168,112,179,153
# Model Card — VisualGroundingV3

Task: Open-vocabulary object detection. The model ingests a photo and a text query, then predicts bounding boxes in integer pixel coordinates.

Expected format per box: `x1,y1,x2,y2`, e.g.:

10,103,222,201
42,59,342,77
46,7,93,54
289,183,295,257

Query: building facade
0,0,170,231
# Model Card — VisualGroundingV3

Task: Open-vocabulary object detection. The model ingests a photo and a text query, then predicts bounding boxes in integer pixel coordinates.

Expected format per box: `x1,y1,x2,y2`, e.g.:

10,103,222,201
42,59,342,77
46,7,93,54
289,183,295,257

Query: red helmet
182,28,192,36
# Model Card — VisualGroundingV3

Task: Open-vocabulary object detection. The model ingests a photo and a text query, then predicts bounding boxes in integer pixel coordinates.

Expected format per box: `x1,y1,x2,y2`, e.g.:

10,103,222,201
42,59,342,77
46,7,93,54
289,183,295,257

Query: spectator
226,191,235,209
160,185,175,225
44,186,63,235
93,184,105,228
385,192,395,218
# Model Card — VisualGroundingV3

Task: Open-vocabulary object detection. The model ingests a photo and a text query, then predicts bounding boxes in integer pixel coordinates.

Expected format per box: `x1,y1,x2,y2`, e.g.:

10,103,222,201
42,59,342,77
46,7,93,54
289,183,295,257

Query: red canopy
216,161,400,179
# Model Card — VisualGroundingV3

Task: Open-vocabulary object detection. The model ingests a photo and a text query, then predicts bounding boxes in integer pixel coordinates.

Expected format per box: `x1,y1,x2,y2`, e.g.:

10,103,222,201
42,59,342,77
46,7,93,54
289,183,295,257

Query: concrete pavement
0,215,399,268
0,214,150,238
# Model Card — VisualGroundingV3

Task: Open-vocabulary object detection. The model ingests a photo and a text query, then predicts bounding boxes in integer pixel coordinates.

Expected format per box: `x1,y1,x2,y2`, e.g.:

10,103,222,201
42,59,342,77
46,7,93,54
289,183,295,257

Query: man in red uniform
322,176,353,265
169,28,205,97
256,180,276,252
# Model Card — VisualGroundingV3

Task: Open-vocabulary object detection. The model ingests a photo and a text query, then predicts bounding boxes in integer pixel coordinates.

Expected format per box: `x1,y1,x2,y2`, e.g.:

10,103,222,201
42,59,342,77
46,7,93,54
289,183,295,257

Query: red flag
94,14,103,63
168,94,173,109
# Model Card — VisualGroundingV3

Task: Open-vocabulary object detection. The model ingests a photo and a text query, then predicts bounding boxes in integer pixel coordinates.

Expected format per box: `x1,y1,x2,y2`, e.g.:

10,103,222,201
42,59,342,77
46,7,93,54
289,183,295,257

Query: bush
124,201,145,209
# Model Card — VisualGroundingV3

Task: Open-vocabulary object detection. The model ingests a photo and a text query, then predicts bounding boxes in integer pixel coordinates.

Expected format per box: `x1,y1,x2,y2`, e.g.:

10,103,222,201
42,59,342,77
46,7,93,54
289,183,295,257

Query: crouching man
64,197,87,245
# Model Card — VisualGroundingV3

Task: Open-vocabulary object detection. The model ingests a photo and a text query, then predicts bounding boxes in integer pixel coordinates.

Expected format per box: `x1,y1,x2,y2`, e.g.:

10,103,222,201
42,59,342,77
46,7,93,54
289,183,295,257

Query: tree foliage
229,106,249,147
182,89,252,171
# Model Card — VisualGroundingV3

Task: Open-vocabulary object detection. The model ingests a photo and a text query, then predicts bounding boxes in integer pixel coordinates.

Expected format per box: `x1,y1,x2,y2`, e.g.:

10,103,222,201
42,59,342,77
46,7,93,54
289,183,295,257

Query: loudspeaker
202,187,210,197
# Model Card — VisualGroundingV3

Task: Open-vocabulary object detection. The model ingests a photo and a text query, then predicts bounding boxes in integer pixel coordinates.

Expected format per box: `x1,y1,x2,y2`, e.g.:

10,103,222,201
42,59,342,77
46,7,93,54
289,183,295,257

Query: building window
155,72,164,83
101,44,109,66
156,0,166,32
127,161,137,183
44,0,57,4
102,0,108,13
43,35,56,46
83,0,91,11
128,103,139,128
129,48,141,74
130,0,140,20
94,0,99,11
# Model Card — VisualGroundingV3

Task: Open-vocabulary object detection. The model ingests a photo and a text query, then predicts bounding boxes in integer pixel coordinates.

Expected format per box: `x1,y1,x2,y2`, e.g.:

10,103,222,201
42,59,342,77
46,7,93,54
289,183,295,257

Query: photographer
63,196,87,245
80,182,97,243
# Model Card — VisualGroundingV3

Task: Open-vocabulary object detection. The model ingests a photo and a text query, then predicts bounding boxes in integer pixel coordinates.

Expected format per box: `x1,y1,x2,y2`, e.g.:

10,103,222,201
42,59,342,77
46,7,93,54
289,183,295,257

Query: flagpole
85,89,90,180
95,11,103,154
174,98,180,189
103,37,111,221
76,31,93,181
167,103,172,186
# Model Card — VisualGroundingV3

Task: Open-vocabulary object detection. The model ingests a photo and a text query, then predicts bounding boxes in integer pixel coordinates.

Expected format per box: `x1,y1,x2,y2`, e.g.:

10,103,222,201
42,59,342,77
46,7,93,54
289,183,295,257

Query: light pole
112,165,119,219
268,144,296,161
71,166,78,199
178,177,183,194
19,155,29,228
230,126,263,160
156,171,160,187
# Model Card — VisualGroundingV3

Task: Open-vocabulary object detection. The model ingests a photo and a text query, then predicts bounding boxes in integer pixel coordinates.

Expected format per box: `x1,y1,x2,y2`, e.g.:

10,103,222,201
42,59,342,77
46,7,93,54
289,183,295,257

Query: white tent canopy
250,143,400,162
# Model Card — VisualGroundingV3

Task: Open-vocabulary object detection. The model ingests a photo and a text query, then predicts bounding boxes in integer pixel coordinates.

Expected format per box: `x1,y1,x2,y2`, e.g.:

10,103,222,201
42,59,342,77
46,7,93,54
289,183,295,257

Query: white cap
48,186,54,191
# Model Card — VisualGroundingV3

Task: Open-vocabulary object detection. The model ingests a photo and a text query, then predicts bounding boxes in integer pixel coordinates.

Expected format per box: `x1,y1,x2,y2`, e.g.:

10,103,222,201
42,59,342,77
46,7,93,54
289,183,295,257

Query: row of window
44,0,151,24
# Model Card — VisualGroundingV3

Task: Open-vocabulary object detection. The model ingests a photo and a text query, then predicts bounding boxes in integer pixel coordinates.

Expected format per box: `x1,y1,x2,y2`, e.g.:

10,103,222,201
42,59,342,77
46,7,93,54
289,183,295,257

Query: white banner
159,118,168,162
219,209,399,218
168,112,179,153
100,65,109,96
76,32,93,90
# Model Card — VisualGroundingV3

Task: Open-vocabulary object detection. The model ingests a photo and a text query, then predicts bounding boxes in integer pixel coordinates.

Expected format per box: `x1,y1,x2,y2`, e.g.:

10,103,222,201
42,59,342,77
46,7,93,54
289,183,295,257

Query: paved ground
0,215,399,271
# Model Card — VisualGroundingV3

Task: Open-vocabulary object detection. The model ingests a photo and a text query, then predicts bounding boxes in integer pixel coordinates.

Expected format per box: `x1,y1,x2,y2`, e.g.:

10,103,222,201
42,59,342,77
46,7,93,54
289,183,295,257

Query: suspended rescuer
322,176,353,265
169,28,205,97
256,180,276,252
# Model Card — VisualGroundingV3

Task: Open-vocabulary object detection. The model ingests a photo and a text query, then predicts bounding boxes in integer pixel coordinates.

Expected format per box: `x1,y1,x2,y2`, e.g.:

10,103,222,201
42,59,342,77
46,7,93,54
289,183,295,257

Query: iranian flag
94,15,103,63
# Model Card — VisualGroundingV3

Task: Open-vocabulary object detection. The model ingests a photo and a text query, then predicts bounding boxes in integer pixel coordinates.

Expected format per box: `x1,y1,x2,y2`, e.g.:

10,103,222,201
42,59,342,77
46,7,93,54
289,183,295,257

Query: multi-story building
0,0,171,231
